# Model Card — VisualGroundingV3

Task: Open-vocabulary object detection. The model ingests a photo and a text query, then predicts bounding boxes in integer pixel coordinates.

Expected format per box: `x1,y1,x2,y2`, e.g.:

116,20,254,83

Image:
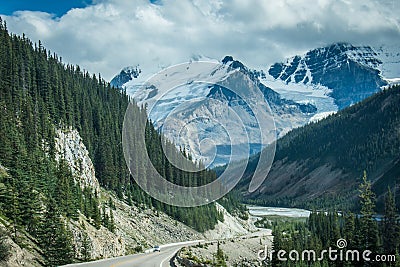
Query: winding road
63,228,271,267
63,240,203,267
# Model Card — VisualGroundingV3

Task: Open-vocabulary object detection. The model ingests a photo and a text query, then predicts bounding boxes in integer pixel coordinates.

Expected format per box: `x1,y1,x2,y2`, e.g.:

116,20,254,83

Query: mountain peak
329,41,353,49
110,65,142,88
222,55,234,64
221,56,248,74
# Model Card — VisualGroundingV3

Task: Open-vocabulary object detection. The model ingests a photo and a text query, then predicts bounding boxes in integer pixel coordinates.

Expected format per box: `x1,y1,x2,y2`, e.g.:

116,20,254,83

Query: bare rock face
54,127,100,192
0,223,42,267
204,203,249,240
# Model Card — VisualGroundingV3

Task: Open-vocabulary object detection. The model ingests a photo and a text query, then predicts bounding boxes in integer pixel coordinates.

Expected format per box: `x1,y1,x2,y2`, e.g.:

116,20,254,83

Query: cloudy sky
1,0,399,81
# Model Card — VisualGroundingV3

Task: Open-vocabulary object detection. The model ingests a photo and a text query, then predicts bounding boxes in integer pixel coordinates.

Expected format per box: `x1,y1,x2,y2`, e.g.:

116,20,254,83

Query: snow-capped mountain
265,43,399,110
112,43,399,167
114,56,316,167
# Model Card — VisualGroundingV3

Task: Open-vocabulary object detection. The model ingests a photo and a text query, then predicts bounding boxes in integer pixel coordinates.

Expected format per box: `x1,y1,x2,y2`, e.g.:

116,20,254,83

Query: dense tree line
0,18,229,265
270,174,400,266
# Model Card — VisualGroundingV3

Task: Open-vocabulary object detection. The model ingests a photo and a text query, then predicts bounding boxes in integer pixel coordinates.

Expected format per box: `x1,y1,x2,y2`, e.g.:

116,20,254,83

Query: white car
153,246,161,252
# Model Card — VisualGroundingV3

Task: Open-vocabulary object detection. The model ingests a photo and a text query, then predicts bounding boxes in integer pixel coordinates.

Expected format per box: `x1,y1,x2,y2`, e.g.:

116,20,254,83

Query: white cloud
2,0,399,80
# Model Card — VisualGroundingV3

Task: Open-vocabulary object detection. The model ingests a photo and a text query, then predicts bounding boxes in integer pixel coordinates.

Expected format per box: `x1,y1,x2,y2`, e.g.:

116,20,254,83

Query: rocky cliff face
54,127,100,192
0,166,43,267
0,221,42,267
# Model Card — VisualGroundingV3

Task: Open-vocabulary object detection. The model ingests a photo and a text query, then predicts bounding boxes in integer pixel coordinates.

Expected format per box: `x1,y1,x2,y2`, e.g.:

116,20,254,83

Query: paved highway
63,240,203,267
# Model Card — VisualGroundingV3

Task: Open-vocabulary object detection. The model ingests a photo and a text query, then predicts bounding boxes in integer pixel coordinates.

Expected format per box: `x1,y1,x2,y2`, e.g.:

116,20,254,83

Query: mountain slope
267,43,391,109
242,85,400,211
115,56,316,167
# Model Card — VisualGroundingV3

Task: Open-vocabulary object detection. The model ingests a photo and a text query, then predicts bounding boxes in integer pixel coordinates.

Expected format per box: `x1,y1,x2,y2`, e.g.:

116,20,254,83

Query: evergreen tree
80,229,91,262
343,212,356,248
108,196,115,210
271,227,283,267
38,198,74,266
358,171,379,252
91,195,101,230
215,241,227,267
382,187,398,255
109,210,116,233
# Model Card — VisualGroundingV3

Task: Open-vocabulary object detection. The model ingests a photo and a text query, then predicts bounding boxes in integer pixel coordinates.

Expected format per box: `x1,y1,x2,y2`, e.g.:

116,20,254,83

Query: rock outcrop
54,127,100,192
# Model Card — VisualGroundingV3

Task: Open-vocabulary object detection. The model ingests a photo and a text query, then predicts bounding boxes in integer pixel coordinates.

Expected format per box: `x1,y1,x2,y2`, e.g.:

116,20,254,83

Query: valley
0,1,399,266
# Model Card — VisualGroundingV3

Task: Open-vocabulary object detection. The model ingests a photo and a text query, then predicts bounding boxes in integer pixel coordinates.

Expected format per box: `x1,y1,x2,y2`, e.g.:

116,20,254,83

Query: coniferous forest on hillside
242,84,400,211
274,86,400,176
0,19,236,265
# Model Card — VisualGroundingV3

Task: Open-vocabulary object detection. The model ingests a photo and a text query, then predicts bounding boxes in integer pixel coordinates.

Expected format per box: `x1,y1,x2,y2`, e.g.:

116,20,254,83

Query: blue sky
0,0,90,17
1,0,398,81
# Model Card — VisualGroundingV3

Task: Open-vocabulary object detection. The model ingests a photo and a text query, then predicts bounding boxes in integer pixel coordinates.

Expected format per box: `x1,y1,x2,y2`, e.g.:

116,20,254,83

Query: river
247,205,311,218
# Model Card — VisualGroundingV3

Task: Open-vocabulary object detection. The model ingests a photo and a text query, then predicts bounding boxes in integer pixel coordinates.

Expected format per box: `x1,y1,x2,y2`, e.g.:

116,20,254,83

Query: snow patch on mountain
373,44,400,81
260,75,338,115
111,55,219,91
309,111,336,123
